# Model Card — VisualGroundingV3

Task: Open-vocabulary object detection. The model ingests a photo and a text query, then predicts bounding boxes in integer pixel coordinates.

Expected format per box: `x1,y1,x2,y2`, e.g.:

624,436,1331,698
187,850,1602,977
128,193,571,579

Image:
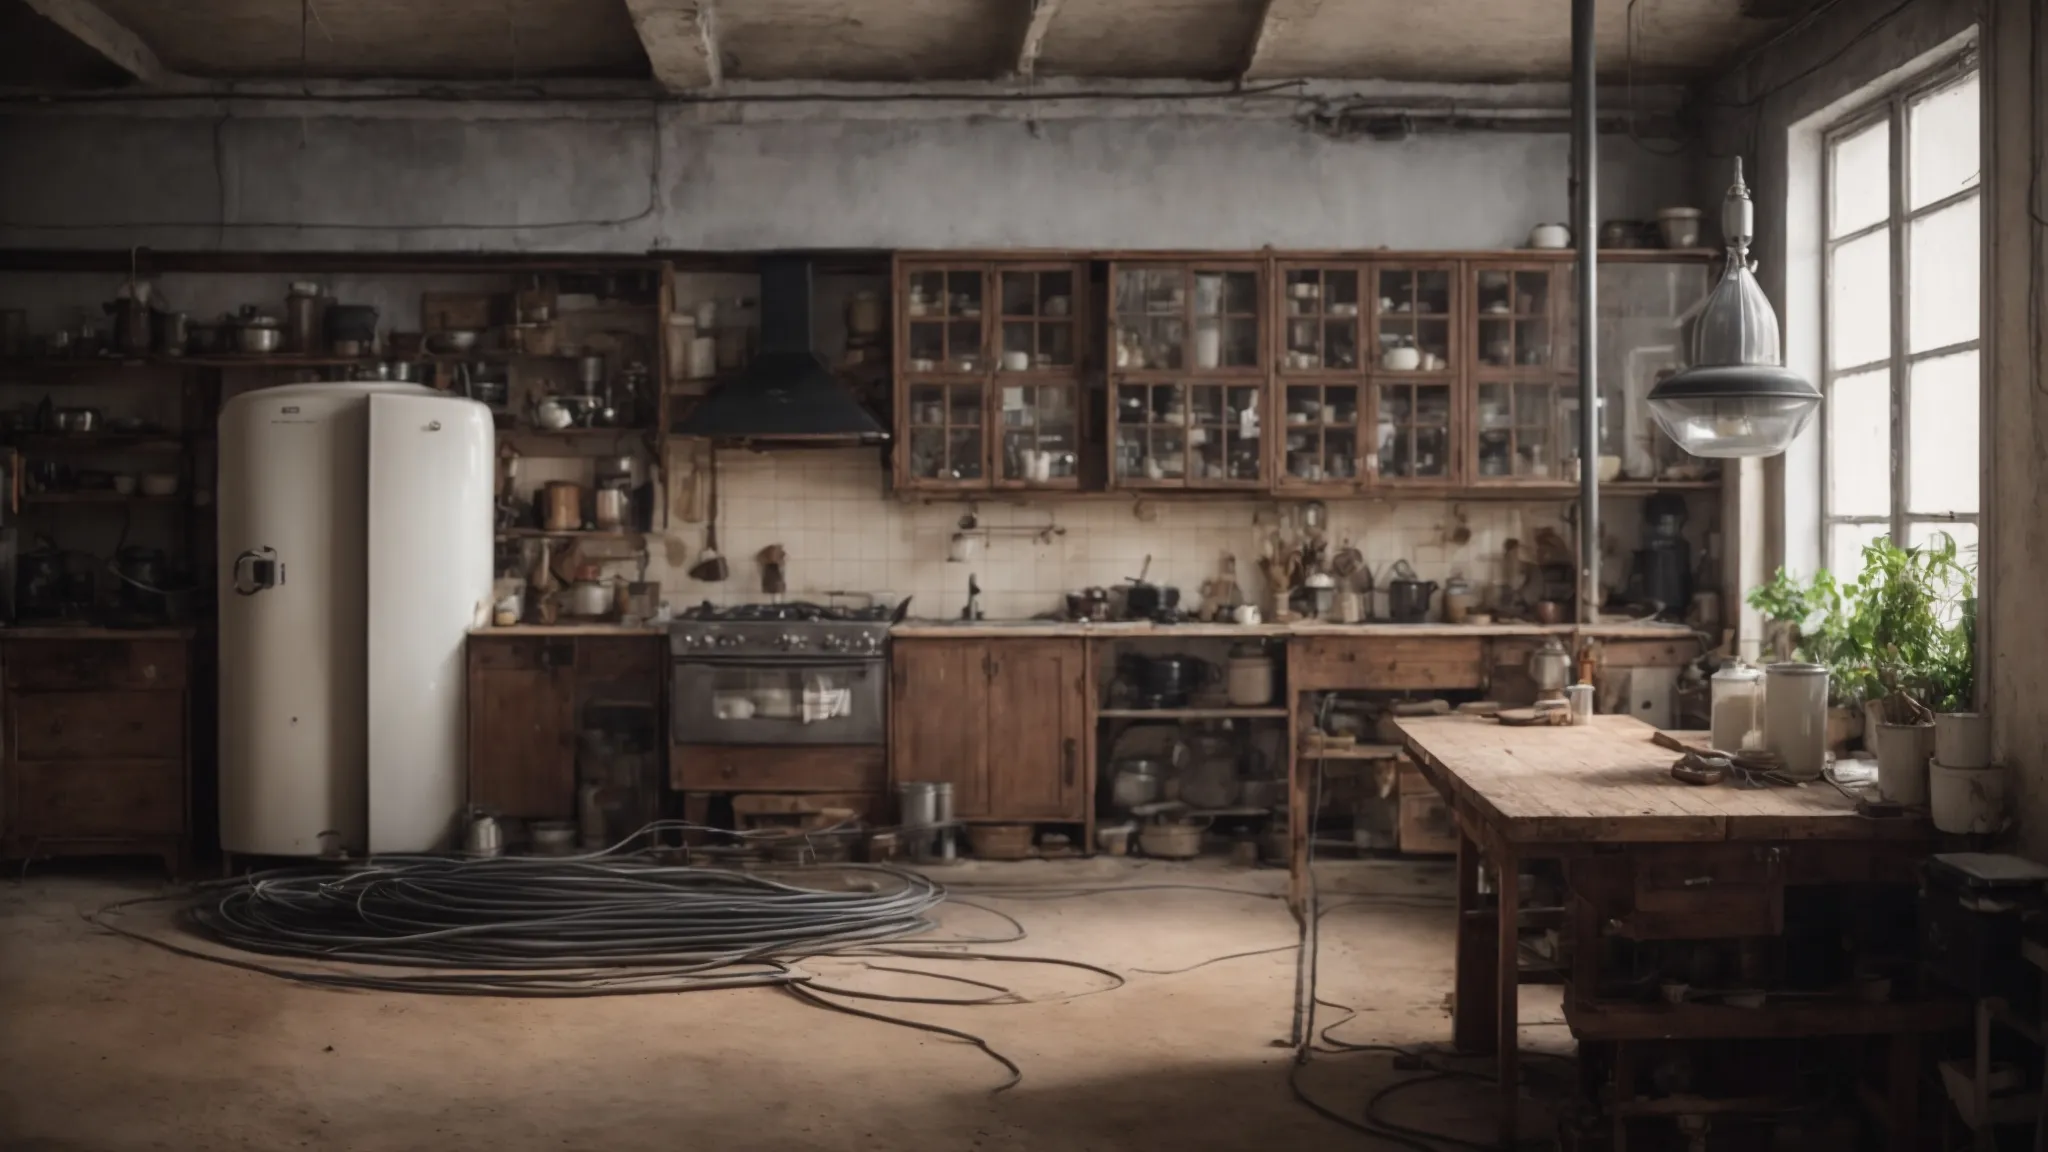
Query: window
1822,61,1980,577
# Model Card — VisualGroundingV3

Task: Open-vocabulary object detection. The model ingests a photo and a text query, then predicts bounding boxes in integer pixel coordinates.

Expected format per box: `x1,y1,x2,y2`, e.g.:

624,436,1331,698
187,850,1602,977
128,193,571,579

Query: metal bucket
896,781,940,861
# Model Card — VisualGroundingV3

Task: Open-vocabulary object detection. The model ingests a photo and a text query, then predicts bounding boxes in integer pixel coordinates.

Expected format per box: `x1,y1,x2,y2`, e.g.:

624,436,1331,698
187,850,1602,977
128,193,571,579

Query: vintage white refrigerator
217,383,494,856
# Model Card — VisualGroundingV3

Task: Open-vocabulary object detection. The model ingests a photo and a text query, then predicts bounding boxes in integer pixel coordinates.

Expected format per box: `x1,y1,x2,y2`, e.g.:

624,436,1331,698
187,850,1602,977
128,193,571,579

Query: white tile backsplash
595,446,1710,621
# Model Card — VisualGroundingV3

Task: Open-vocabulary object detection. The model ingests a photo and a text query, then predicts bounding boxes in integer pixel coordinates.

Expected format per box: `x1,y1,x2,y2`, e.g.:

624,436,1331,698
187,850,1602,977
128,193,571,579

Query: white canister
1709,663,1765,753
1934,712,1991,769
1226,649,1275,707
1762,662,1828,780
687,335,717,380
1193,320,1222,370
1930,761,2009,834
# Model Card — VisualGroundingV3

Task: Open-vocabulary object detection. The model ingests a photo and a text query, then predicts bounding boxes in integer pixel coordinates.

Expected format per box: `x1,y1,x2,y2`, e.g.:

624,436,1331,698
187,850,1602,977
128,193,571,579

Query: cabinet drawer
673,745,887,793
3,640,186,691
1399,792,1459,855
469,637,577,672
15,760,183,836
1293,637,1485,689
578,637,662,678
13,692,184,760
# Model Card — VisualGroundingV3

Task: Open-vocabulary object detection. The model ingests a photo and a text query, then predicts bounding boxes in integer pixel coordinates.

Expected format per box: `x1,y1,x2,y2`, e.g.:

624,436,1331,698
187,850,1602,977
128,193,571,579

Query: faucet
961,574,983,621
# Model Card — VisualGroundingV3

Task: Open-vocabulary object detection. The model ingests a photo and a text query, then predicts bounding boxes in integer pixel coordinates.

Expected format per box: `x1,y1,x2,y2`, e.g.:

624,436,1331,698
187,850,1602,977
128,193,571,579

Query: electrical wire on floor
1284,707,1571,1150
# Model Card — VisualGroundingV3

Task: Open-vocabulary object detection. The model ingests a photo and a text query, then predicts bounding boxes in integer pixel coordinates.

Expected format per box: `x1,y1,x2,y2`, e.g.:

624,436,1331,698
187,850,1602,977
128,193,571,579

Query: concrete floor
0,857,1567,1150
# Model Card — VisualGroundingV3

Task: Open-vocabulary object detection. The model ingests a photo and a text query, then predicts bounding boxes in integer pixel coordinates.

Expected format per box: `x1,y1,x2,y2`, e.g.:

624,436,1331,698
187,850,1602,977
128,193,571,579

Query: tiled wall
635,447,1705,621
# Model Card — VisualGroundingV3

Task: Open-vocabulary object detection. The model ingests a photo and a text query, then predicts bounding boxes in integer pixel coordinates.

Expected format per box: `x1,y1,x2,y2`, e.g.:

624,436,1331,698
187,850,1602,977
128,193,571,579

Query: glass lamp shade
1648,159,1822,458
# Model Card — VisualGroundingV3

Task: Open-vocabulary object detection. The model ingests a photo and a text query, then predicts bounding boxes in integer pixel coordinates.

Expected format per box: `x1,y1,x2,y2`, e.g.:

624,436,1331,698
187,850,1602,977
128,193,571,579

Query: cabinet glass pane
907,427,946,480
1907,350,1978,515
1830,228,1890,370
908,384,945,427
1514,382,1557,477
998,270,1079,370
1830,119,1890,237
1283,269,1362,371
948,428,983,480
1908,198,1979,353
1828,366,1890,517
1115,268,1185,371
1475,382,1512,478
1377,383,1451,480
1000,272,1037,317
907,271,947,317
998,382,1079,483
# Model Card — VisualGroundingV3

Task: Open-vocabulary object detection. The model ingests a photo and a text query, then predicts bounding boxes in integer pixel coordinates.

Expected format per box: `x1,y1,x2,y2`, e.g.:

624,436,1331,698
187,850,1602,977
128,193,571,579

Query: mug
1233,604,1263,626
1001,350,1031,371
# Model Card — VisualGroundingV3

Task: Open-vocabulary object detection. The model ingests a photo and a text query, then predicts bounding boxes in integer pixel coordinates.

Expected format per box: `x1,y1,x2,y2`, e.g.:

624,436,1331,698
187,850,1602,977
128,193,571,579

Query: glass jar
1709,662,1764,752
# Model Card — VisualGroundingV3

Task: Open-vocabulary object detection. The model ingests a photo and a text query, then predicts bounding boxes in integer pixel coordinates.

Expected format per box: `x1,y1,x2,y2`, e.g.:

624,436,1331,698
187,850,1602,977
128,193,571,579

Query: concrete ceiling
0,0,1808,92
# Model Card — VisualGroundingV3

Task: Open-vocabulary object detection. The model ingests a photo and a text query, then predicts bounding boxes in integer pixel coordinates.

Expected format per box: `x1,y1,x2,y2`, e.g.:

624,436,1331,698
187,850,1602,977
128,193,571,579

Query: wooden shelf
1299,742,1403,760
1564,996,1971,1042
1096,707,1289,720
496,528,646,540
24,492,182,504
8,434,185,454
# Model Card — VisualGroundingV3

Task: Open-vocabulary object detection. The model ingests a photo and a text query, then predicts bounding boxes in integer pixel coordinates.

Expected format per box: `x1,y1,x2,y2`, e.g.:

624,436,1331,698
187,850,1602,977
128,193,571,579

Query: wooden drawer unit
1292,637,1486,690
673,745,887,793
4,640,187,691
13,761,183,837
13,691,185,761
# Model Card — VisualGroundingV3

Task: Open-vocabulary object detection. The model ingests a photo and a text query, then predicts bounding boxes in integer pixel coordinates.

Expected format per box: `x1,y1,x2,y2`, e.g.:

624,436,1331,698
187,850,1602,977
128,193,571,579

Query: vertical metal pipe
1572,0,1600,628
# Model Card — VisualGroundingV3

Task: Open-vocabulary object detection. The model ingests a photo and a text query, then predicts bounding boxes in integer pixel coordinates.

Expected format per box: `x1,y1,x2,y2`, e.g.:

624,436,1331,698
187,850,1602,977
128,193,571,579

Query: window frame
1820,52,1980,570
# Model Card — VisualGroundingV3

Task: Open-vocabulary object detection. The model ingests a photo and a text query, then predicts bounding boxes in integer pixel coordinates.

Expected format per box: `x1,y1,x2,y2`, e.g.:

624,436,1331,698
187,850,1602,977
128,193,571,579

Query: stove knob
780,633,808,650
716,635,742,649
820,634,844,652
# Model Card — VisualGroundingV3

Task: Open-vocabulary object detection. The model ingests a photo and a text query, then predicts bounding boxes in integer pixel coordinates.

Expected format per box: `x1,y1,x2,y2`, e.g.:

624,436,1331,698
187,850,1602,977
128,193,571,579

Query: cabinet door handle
1063,737,1077,787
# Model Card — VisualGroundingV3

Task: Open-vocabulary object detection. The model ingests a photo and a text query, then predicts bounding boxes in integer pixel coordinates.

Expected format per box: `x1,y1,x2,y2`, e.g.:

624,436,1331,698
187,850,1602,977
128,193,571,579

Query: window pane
1829,228,1891,369
1907,349,1979,514
1908,520,1976,562
1908,196,1979,352
1830,119,1890,237
1828,367,1891,517
1909,73,1980,210
1829,522,1890,581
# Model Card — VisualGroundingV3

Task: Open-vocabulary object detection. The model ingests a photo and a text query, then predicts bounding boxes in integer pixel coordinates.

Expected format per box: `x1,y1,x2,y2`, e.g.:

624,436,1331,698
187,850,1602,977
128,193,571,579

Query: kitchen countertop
889,620,1700,640
0,625,199,640
469,624,668,637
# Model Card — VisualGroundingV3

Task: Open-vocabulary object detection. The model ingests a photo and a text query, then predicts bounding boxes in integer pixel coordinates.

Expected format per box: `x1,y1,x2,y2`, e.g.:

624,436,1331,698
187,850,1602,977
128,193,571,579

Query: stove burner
680,600,893,623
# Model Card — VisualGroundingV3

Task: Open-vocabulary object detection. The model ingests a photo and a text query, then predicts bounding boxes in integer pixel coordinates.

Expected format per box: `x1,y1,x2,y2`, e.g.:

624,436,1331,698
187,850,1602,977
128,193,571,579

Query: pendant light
1646,159,1822,457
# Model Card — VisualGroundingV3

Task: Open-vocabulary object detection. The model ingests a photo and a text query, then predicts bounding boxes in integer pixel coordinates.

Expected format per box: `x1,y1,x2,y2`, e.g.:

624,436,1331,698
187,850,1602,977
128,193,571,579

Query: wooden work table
1391,714,1954,1149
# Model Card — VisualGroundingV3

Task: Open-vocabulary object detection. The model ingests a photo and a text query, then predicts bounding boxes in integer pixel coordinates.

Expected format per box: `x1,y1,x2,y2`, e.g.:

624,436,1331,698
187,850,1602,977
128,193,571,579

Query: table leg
1496,841,1521,1149
1454,826,1497,1054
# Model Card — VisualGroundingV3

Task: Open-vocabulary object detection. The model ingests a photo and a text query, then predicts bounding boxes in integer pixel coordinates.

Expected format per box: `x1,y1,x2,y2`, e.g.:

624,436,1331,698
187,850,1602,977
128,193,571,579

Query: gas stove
669,601,892,658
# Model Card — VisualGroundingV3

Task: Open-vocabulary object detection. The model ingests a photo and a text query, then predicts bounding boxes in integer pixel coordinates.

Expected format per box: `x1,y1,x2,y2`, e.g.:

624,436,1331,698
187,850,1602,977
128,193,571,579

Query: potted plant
1844,534,1974,802
1745,566,1872,753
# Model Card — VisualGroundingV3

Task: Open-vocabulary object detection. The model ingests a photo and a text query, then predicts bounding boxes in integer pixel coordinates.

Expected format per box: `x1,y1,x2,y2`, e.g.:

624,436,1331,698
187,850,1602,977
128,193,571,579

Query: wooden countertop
1393,713,1921,846
890,620,1698,640
469,624,667,637
0,625,197,640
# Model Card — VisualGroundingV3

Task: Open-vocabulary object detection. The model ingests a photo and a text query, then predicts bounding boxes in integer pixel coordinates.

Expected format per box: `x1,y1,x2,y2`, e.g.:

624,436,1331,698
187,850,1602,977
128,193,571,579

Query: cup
1001,350,1031,371
1567,683,1594,725
1233,604,1263,626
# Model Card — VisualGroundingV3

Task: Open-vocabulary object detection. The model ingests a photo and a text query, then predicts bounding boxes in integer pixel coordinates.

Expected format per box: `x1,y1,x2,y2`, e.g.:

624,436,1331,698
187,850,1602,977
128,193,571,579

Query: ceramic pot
1934,712,1990,768
1875,721,1934,805
1930,761,2009,834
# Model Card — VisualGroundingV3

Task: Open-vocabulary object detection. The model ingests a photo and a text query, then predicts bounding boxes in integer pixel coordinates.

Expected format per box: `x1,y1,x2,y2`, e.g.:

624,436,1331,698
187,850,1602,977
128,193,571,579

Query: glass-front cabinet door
1370,264,1456,372
902,381,986,487
1473,379,1580,482
901,263,990,375
997,266,1080,373
995,379,1081,489
1278,265,1364,372
1471,265,1560,372
1277,381,1364,488
1373,379,1455,484
1114,381,1265,488
1555,258,1718,483
1111,262,1263,374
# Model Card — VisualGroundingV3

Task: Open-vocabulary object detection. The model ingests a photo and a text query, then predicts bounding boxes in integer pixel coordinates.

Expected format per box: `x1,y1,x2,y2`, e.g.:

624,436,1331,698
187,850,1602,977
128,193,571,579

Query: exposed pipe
1572,0,1600,630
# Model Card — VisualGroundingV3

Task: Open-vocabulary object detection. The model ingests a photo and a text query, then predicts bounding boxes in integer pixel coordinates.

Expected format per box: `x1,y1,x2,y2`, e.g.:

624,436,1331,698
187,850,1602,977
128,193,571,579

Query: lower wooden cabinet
1,634,191,873
890,637,1091,823
467,634,662,821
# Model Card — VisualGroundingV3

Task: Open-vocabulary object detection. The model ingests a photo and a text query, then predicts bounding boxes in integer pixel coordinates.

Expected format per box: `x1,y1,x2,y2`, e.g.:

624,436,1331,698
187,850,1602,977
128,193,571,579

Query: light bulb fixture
1646,159,1822,458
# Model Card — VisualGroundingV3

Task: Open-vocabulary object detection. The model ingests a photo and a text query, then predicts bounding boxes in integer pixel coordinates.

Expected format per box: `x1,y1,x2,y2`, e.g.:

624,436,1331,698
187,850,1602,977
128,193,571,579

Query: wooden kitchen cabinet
1,633,191,873
894,256,1088,492
890,637,1090,824
467,633,663,821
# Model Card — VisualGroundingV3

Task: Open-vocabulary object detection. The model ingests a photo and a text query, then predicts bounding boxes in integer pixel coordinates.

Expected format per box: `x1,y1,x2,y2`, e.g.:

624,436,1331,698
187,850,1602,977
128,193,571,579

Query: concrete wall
1981,0,2047,858
0,92,1695,253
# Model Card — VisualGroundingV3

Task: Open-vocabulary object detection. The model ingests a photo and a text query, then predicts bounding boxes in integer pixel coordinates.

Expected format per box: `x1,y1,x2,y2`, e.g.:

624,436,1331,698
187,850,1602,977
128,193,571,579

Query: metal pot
1387,578,1438,623
1139,817,1207,860
236,315,283,354
593,487,628,531
1125,581,1180,619
1109,759,1165,809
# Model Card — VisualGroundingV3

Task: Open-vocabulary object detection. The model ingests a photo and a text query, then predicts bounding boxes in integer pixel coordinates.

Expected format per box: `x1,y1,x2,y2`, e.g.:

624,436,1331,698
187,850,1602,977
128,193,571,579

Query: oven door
671,657,886,746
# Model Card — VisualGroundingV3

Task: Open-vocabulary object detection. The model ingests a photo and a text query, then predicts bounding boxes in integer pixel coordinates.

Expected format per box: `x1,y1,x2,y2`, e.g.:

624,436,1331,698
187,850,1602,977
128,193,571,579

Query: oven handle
673,656,882,671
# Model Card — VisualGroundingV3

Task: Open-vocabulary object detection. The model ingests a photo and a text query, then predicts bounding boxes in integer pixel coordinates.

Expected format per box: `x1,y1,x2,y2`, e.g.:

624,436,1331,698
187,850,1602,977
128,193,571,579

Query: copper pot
542,482,582,532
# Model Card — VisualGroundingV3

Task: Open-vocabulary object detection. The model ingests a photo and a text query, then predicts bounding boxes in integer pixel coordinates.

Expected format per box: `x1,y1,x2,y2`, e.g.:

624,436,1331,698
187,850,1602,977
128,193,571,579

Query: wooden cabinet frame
1106,258,1271,490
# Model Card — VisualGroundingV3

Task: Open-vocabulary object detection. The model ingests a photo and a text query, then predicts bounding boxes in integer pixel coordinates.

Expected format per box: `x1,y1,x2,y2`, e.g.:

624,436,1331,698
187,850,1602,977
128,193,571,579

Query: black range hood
671,255,889,444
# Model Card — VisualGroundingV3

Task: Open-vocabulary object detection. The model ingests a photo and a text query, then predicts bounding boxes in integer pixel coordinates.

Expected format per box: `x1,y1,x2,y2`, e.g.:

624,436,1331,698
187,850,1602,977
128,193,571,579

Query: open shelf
496,528,646,540
1096,707,1289,720
24,492,183,504
1299,742,1403,760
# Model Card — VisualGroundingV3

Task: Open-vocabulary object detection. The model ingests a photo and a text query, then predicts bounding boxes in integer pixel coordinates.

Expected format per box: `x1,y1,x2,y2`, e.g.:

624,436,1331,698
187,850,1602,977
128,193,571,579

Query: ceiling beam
20,0,165,85
1014,0,1063,80
1240,0,1313,81
622,0,721,92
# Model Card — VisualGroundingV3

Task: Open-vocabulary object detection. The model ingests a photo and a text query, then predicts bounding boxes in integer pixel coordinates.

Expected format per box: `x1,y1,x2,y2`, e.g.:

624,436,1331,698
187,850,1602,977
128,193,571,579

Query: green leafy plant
1745,566,1872,705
